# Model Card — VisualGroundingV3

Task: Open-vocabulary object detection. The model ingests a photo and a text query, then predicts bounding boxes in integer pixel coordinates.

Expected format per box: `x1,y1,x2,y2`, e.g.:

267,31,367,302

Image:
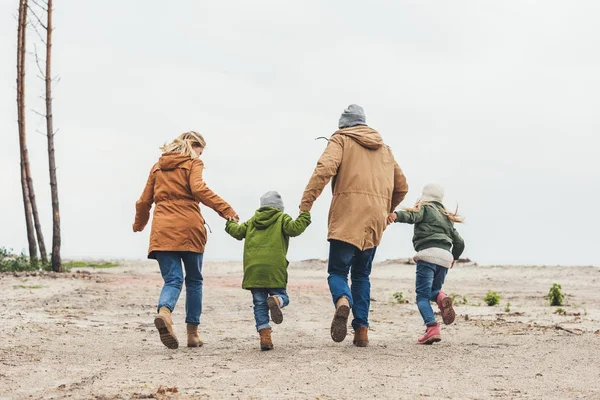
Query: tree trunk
17,0,38,267
45,0,61,272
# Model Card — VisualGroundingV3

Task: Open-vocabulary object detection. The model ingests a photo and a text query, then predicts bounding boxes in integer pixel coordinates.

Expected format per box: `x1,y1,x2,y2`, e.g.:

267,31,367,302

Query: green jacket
395,202,465,260
225,207,311,289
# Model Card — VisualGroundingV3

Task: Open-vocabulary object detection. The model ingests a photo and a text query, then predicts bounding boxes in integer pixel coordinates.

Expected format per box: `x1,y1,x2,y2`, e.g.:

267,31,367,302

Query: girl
225,191,311,350
133,131,238,349
388,183,465,344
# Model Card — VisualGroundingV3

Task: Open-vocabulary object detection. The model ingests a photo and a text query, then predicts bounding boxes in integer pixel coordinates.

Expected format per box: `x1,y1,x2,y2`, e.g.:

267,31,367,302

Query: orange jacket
300,126,408,250
133,153,236,258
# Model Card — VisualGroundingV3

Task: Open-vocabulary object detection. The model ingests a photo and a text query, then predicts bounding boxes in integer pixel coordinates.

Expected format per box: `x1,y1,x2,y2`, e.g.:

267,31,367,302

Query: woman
133,131,238,349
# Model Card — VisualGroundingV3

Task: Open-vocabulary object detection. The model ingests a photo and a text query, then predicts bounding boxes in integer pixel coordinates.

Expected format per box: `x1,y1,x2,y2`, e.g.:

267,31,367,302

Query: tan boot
353,326,369,347
186,324,203,348
154,307,178,349
267,296,283,324
259,328,273,351
331,296,350,343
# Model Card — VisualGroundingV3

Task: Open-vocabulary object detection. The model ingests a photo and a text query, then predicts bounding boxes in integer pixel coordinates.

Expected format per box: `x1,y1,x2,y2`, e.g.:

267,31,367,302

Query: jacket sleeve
390,160,408,212
451,228,465,260
133,166,156,232
395,208,425,225
282,212,311,237
225,220,248,240
299,136,344,212
190,159,237,219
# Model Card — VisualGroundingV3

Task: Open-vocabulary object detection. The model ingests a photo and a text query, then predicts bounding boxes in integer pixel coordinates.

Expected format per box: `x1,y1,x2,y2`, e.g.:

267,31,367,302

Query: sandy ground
1,260,600,400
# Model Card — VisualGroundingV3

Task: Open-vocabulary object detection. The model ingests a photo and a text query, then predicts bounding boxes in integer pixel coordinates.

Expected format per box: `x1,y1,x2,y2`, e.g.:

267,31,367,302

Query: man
300,104,408,347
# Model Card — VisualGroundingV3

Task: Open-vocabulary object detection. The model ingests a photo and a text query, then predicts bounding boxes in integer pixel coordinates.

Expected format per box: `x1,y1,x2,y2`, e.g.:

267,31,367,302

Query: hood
334,125,384,150
159,153,192,171
252,207,283,230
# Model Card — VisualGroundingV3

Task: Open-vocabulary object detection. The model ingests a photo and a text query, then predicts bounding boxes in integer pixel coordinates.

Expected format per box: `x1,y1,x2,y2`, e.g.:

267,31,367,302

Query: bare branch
31,109,45,118
28,19,47,45
33,44,46,78
27,5,47,30
30,0,48,11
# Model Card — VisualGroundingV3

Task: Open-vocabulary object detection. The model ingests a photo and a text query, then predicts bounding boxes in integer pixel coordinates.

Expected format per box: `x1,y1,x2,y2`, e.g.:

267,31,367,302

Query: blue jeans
251,288,289,331
155,251,204,325
327,240,377,330
416,260,449,326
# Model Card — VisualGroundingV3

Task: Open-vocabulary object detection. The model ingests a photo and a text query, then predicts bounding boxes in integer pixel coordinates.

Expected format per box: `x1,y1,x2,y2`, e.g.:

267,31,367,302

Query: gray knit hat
260,191,284,211
338,104,366,129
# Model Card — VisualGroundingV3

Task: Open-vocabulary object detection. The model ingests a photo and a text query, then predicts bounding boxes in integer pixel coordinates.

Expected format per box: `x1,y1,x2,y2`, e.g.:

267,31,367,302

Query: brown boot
267,296,283,324
259,328,273,351
154,307,178,349
331,296,350,343
186,324,203,348
353,326,369,347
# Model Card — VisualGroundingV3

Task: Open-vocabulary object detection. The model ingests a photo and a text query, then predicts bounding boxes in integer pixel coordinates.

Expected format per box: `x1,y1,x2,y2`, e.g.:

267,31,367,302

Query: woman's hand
386,213,397,225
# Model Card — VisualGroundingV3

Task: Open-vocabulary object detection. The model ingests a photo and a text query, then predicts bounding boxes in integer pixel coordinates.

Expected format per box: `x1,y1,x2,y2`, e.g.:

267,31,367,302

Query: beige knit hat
420,183,444,203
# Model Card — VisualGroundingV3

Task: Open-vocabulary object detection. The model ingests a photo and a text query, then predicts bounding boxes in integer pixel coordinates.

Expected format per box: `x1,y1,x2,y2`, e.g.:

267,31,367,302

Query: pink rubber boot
436,291,456,325
417,323,441,345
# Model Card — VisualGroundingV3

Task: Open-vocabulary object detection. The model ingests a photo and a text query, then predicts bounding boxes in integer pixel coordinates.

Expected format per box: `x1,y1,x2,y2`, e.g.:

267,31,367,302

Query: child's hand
386,213,397,225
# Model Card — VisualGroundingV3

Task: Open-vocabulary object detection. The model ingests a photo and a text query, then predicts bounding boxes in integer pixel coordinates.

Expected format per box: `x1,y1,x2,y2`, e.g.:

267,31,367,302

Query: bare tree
29,0,60,271
17,0,38,266
39,0,61,271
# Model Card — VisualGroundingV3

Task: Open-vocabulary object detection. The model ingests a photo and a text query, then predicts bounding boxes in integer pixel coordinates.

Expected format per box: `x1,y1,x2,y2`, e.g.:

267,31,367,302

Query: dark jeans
155,251,204,325
415,260,448,326
250,288,290,331
327,240,377,329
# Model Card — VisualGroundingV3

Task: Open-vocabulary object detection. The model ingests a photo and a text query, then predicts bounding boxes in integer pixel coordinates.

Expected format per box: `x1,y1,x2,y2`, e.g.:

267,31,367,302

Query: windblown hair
160,131,206,158
404,200,465,223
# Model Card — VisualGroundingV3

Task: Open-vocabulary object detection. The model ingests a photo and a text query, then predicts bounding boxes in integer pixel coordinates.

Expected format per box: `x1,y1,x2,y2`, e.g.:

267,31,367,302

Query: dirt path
1,261,599,399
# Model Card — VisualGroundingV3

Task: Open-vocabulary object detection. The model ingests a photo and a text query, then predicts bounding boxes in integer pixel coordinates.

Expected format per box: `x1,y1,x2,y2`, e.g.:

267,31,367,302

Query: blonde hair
404,200,465,223
160,131,206,158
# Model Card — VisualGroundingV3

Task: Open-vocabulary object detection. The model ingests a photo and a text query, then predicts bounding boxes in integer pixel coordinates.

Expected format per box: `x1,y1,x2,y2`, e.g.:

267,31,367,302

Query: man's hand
386,212,397,225
451,260,456,269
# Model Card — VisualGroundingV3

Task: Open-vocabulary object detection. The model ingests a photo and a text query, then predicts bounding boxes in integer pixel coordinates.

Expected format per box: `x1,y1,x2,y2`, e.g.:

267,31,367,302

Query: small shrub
504,302,511,313
484,291,501,306
392,292,405,304
554,307,566,315
547,283,564,306
0,247,38,272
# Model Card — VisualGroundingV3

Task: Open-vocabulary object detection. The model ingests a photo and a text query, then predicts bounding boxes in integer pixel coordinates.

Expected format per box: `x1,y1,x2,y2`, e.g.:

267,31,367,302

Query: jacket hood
334,125,384,150
159,153,192,171
253,207,283,230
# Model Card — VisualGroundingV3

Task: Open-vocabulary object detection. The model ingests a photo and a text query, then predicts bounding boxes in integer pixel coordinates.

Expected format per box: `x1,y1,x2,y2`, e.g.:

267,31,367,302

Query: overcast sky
1,1,599,266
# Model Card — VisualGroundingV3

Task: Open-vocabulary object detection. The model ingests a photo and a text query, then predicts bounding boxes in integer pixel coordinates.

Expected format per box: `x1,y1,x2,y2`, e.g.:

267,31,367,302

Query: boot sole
154,316,179,349
419,335,442,345
267,297,283,324
187,341,203,348
439,296,456,325
260,344,274,351
353,340,368,347
331,304,350,343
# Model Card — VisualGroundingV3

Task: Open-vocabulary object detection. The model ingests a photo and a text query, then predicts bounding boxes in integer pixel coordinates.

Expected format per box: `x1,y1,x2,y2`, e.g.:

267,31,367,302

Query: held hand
451,260,456,269
228,214,240,223
386,213,397,225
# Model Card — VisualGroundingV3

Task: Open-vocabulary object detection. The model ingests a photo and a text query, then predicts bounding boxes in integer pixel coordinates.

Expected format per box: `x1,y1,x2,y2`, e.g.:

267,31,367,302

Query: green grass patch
63,261,119,270
16,285,43,289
